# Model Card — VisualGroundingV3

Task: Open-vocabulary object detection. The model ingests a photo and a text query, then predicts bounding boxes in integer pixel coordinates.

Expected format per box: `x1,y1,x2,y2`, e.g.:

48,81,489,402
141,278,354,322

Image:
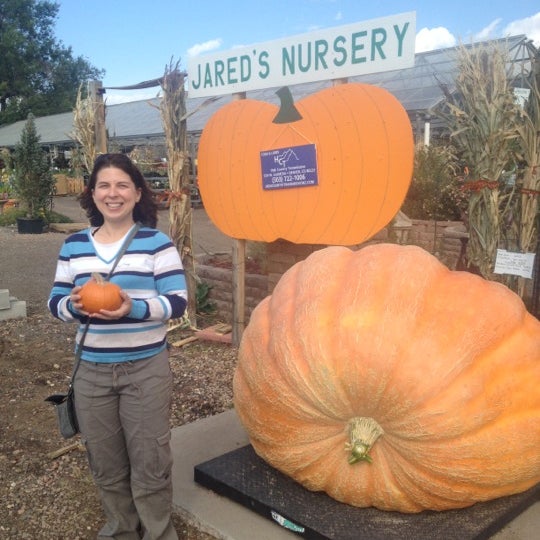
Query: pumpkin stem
346,417,384,465
91,272,106,284
273,86,303,124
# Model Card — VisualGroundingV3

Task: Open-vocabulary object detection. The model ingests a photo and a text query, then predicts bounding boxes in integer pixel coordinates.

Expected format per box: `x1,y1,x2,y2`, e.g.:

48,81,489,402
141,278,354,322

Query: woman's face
92,166,141,226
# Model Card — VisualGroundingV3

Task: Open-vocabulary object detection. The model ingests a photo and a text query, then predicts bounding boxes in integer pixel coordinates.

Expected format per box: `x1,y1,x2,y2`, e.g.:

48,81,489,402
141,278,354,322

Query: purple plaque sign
260,144,318,190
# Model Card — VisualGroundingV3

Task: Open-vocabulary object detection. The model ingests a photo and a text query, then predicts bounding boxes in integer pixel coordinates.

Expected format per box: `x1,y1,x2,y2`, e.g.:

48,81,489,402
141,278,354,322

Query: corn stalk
436,42,521,279
71,83,99,173
157,61,197,325
514,50,540,298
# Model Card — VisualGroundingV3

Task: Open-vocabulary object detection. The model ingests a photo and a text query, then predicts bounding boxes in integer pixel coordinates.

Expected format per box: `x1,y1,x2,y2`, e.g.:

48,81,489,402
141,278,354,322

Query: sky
54,0,540,105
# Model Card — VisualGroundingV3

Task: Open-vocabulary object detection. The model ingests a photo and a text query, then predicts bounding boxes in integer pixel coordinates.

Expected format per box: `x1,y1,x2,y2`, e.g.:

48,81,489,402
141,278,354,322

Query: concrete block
0,289,10,310
0,298,27,320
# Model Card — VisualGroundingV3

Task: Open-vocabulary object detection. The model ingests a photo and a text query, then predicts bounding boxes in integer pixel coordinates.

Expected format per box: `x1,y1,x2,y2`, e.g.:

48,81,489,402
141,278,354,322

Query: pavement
170,410,539,540
53,196,539,539
172,410,540,540
170,409,295,539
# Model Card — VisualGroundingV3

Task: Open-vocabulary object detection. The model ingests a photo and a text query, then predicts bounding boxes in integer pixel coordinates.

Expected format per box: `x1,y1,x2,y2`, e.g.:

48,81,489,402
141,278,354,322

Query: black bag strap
68,222,141,388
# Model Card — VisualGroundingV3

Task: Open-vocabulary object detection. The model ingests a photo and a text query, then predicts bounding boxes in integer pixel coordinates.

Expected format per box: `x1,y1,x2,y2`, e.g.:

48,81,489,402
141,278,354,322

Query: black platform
194,445,539,540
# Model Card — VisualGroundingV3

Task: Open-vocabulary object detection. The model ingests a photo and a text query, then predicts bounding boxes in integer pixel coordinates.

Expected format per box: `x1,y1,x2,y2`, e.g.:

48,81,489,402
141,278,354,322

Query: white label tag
494,250,535,278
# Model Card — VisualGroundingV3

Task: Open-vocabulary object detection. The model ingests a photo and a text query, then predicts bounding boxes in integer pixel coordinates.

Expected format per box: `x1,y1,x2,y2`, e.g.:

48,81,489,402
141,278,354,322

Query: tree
0,0,103,125
13,113,55,219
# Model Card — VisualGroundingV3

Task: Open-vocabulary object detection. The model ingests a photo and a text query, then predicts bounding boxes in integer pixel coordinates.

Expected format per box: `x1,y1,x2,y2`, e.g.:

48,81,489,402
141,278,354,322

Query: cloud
415,27,457,53
334,11,343,22
503,12,540,46
187,39,223,58
475,18,502,41
414,11,540,53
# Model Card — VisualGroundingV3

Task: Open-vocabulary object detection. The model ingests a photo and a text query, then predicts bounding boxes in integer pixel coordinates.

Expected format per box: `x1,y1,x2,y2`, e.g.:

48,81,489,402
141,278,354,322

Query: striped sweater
48,226,187,363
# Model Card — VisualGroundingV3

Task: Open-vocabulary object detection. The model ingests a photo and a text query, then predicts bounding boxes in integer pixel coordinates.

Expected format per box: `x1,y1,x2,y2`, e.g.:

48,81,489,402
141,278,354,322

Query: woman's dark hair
78,153,158,227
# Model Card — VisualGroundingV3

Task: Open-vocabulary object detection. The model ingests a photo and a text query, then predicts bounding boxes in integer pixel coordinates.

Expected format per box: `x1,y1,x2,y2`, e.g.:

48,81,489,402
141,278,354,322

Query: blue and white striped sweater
48,226,187,363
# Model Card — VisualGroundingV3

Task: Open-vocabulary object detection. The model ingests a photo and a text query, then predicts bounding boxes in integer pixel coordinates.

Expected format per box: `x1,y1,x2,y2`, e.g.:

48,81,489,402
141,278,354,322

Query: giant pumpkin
197,83,413,245
233,244,540,513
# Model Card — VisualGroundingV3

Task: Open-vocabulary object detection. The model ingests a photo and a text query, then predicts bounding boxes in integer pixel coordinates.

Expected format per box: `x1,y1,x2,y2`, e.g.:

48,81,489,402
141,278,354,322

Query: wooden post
232,92,247,346
232,238,246,346
89,80,107,154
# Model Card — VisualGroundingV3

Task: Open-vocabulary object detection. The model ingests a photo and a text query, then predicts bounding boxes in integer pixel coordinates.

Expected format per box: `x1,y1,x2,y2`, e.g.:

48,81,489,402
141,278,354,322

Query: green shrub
44,210,73,224
0,207,26,226
0,207,73,226
196,281,216,315
402,144,467,221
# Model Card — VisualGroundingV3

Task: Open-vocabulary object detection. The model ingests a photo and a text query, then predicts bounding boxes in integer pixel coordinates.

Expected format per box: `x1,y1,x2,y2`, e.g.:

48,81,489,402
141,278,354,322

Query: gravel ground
0,224,236,539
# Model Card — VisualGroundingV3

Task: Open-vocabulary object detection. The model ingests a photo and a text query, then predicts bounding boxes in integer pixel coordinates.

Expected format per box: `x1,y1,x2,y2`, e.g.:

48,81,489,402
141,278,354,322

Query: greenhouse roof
0,34,534,149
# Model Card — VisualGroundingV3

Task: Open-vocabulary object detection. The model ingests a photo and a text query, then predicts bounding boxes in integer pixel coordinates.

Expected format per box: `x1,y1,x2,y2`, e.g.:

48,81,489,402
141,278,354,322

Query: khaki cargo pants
74,349,178,540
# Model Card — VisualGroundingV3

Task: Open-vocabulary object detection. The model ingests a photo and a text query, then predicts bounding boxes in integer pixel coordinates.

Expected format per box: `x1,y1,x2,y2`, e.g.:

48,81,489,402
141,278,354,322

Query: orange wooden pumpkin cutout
197,83,414,245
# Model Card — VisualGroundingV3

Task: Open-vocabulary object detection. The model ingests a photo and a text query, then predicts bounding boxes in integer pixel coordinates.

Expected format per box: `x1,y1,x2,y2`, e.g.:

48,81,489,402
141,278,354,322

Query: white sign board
188,12,416,98
514,87,531,108
494,249,535,279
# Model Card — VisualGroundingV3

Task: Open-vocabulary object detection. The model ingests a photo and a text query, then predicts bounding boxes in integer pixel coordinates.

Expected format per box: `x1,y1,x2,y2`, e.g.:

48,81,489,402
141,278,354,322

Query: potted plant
13,113,55,234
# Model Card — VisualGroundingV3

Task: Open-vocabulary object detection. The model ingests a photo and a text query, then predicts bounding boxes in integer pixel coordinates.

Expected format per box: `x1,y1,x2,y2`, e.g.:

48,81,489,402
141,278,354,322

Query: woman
49,153,186,539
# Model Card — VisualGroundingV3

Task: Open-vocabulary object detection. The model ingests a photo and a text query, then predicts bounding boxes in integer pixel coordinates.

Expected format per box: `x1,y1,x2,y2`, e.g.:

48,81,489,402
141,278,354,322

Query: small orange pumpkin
233,244,540,513
197,83,413,245
79,273,122,313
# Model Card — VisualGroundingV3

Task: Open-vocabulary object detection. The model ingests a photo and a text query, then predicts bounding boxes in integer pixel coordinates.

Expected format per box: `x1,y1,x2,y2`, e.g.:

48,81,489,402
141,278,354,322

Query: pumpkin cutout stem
273,86,303,124
346,417,384,465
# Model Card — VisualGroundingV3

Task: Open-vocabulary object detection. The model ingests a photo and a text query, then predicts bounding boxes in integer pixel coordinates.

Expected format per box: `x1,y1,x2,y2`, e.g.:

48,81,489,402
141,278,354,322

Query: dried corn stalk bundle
437,42,521,279
514,54,540,297
157,61,197,324
71,83,99,173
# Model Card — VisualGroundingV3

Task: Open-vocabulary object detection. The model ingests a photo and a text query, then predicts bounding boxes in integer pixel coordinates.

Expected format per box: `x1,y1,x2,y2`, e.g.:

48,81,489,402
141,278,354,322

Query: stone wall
409,219,466,270
196,260,268,324
196,220,465,324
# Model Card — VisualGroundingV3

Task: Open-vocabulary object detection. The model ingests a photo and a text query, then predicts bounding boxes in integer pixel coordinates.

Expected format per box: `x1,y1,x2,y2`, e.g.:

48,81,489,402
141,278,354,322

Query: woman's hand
69,285,87,315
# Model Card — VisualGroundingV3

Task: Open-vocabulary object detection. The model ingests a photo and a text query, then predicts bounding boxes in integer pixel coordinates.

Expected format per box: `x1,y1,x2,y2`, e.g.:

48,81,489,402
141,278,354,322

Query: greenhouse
0,34,536,158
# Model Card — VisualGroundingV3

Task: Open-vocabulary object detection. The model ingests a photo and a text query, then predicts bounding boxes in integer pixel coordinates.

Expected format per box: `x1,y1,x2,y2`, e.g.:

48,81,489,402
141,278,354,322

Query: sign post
232,92,247,345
